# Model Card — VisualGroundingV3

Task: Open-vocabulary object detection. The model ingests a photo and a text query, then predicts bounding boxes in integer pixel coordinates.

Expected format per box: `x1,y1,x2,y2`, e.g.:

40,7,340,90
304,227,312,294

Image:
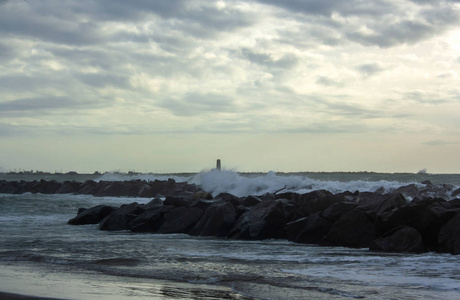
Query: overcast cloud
1,0,459,173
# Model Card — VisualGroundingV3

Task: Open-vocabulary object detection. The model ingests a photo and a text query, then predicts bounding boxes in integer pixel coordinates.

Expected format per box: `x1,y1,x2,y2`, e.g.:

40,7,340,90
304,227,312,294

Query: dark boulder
293,190,332,217
376,198,458,251
189,201,237,237
157,207,203,234
128,205,174,233
286,212,332,244
96,181,130,197
56,181,79,194
323,208,376,248
193,190,213,200
163,195,197,208
214,193,241,207
0,181,20,194
242,195,262,207
356,192,406,220
227,199,295,240
99,203,145,231
452,188,460,198
68,205,116,225
438,213,460,254
320,201,357,223
370,226,425,253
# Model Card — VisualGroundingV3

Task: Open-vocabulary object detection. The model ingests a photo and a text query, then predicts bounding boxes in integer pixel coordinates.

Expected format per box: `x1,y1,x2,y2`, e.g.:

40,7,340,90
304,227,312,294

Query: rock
189,201,237,237
370,226,425,253
242,195,262,207
228,199,295,240
137,183,155,198
376,198,458,251
56,181,79,194
99,203,145,231
323,208,375,248
452,188,460,198
193,190,213,200
77,180,98,195
0,180,20,194
438,213,460,254
356,192,406,220
286,212,332,244
128,205,174,233
68,205,116,225
163,195,197,208
395,184,420,200
96,181,130,197
320,201,357,223
157,207,203,234
214,193,241,207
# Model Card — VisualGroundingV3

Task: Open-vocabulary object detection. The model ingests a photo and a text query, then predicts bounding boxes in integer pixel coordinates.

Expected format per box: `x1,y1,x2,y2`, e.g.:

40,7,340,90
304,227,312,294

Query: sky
1,0,460,174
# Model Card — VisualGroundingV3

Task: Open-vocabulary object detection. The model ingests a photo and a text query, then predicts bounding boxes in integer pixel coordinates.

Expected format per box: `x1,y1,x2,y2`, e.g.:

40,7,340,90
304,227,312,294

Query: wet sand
0,292,64,300
0,263,250,300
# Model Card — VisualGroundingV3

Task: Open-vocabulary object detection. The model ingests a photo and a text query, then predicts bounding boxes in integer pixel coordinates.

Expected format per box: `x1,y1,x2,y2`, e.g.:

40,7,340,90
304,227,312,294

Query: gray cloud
0,96,84,112
403,91,453,104
160,93,238,116
423,139,458,146
73,73,130,89
355,63,386,77
240,48,298,69
258,0,459,48
256,0,397,17
316,76,343,87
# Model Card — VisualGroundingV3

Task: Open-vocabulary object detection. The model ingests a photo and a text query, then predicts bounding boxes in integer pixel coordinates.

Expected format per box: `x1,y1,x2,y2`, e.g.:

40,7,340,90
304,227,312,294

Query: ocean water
1,170,460,299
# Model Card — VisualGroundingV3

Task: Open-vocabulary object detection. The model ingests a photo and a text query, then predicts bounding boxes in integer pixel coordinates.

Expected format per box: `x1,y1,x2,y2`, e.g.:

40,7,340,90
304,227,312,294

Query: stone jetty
1,178,460,255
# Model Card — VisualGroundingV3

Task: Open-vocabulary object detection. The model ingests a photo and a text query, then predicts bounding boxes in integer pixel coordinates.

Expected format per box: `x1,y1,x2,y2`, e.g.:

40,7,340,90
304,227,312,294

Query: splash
188,170,408,197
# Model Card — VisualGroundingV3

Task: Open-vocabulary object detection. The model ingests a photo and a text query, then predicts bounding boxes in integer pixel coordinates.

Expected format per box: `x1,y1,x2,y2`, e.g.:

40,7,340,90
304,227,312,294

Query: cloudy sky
1,0,460,173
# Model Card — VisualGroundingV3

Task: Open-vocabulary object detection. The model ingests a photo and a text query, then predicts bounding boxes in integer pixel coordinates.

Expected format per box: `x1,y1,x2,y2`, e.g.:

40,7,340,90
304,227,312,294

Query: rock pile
0,178,199,197
65,179,460,255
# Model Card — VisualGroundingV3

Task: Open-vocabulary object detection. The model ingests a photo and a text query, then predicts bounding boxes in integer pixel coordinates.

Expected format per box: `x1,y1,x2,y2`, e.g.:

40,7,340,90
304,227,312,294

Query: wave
188,169,418,197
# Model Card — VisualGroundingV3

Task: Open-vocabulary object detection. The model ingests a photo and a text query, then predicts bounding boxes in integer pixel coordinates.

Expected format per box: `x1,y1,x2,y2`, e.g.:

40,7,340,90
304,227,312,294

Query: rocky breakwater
68,180,460,255
0,178,200,198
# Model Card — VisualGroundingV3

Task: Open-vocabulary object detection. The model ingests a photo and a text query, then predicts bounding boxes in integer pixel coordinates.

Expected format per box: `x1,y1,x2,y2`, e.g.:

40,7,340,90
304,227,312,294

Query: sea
1,170,460,300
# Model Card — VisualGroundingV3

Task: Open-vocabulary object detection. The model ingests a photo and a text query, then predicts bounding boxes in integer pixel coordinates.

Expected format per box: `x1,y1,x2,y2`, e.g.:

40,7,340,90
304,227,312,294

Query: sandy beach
0,292,64,300
0,263,248,300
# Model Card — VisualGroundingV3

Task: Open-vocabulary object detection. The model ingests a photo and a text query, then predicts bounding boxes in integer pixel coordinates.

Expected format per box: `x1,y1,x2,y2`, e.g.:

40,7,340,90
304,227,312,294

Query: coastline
0,292,64,300
0,263,252,300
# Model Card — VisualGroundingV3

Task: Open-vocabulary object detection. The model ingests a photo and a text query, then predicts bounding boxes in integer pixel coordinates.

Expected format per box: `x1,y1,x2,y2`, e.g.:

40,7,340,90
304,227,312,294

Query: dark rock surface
370,226,425,253
68,205,117,225
0,178,202,198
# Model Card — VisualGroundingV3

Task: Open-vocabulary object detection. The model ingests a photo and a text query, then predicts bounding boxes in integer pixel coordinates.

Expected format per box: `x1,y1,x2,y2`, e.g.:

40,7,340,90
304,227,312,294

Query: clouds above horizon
0,0,460,172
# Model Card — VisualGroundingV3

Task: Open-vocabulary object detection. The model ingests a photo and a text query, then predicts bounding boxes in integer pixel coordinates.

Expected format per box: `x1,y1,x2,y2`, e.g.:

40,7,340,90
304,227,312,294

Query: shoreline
0,292,64,300
0,263,251,300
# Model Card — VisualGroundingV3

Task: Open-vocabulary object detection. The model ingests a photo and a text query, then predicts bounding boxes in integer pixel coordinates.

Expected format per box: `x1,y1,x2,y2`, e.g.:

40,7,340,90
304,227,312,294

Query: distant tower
216,159,221,171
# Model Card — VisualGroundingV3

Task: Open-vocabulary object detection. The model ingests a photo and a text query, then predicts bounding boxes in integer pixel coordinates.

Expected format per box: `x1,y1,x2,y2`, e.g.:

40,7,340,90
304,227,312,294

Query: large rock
370,226,425,253
356,192,406,219
320,201,357,222
228,199,295,240
68,205,116,225
163,195,197,208
128,205,174,233
286,212,332,244
438,213,460,254
157,207,203,234
323,208,375,248
189,201,237,237
99,203,145,231
376,198,458,251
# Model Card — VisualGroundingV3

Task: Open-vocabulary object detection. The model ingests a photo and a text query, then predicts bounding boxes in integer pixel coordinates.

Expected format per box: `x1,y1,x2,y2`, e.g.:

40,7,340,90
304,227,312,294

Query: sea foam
189,169,412,197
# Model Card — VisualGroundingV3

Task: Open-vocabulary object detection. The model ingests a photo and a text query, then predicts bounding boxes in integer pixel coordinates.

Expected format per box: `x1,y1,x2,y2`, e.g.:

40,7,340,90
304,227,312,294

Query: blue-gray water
1,171,460,299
